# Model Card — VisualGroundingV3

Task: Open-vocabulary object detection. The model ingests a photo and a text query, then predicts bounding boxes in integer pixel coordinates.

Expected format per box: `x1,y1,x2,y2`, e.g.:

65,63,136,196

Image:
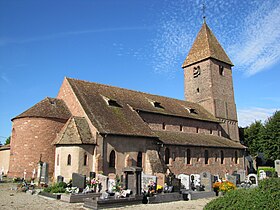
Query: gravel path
0,182,214,210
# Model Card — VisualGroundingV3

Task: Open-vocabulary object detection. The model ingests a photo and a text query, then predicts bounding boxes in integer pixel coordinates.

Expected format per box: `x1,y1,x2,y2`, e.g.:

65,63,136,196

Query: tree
5,136,10,145
262,111,280,160
242,121,264,156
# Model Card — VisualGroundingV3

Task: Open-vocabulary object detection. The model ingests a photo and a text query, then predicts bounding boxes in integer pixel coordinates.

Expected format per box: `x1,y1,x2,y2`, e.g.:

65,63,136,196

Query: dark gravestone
123,167,142,195
41,162,49,184
232,173,241,185
72,173,86,192
171,178,181,192
265,171,273,177
57,175,64,183
90,172,96,179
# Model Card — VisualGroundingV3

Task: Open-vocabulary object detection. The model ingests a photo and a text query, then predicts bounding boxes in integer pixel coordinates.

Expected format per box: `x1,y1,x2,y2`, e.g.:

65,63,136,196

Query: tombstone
213,175,219,183
178,174,190,190
57,175,64,183
166,172,175,186
155,173,165,187
248,174,258,187
259,170,266,180
90,172,96,179
108,179,116,193
190,174,200,191
96,174,108,193
232,172,241,185
171,178,181,192
123,167,142,195
141,173,157,192
226,175,237,186
265,171,273,178
275,160,280,177
40,162,49,184
72,173,86,192
200,172,213,191
237,169,246,182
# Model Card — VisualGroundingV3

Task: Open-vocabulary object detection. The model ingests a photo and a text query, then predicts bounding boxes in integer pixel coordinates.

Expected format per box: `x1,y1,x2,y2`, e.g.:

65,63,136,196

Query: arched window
204,150,209,164
187,149,191,164
165,148,170,164
84,153,88,166
67,154,71,166
137,152,142,167
57,154,59,166
109,150,116,168
221,150,224,164
235,151,238,164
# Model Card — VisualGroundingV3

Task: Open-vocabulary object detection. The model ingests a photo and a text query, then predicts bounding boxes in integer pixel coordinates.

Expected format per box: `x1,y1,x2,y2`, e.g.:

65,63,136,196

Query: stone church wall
9,117,66,179
162,145,244,177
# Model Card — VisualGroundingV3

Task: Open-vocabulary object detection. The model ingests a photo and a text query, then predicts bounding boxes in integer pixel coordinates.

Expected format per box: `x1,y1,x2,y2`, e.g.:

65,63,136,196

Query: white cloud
0,74,9,83
229,2,280,76
238,107,279,127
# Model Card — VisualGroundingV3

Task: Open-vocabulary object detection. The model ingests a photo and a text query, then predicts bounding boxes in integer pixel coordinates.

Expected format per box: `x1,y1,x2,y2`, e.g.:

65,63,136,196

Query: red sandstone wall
139,112,220,136
8,117,66,179
161,145,244,177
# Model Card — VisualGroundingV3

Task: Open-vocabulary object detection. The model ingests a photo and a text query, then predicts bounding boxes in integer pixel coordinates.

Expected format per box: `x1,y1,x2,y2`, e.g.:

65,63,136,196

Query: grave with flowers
60,173,102,203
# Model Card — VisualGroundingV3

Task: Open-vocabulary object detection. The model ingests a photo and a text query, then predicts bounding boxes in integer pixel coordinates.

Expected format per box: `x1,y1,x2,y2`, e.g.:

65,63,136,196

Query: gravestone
123,167,142,195
200,172,213,191
57,175,64,183
248,174,258,187
141,173,157,192
41,162,49,184
178,174,190,190
90,172,96,179
226,175,237,186
96,174,108,193
237,169,246,182
190,174,201,191
213,175,219,183
232,172,241,185
155,173,165,187
259,170,266,180
275,160,280,177
166,172,175,186
72,173,86,192
108,179,116,193
171,178,181,192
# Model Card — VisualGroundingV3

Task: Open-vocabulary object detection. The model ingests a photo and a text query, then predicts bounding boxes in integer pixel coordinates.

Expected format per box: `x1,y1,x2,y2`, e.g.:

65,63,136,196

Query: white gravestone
178,174,190,190
259,170,266,180
96,174,108,193
107,179,116,193
190,174,201,190
248,174,258,187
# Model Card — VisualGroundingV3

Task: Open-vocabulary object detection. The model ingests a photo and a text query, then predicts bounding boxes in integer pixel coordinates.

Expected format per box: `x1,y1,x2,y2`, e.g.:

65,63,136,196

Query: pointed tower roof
182,22,233,68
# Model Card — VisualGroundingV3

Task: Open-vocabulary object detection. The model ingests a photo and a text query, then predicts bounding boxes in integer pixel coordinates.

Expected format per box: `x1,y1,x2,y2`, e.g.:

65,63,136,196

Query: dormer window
219,65,224,76
193,66,201,78
186,107,198,114
102,95,122,108
150,101,164,109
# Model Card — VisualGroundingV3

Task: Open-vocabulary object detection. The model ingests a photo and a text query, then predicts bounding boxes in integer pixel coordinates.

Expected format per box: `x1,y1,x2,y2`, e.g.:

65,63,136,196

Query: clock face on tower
193,66,200,78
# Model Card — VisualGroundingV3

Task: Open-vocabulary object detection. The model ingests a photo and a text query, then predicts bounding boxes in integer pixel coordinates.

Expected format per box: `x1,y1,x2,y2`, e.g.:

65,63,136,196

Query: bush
43,183,67,194
204,178,280,210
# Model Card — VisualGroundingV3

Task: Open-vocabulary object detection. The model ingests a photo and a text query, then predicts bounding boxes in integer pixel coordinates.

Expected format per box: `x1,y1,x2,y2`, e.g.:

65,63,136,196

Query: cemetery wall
8,117,66,178
0,146,10,175
55,145,95,182
162,145,244,177
139,112,220,136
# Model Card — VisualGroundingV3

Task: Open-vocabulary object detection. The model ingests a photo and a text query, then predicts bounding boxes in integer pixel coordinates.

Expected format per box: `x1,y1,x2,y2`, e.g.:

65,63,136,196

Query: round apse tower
8,97,71,179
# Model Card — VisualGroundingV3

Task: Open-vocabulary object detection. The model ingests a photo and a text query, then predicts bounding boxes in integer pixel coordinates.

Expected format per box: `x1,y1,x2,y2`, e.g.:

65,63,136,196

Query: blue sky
0,0,280,143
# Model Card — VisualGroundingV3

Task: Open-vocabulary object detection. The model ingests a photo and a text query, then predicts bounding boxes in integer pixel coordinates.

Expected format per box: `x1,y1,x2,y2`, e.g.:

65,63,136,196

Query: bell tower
182,22,239,141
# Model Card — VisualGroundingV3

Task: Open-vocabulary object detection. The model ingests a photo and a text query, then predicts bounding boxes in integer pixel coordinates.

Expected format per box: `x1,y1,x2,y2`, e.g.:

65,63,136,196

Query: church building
8,22,246,181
